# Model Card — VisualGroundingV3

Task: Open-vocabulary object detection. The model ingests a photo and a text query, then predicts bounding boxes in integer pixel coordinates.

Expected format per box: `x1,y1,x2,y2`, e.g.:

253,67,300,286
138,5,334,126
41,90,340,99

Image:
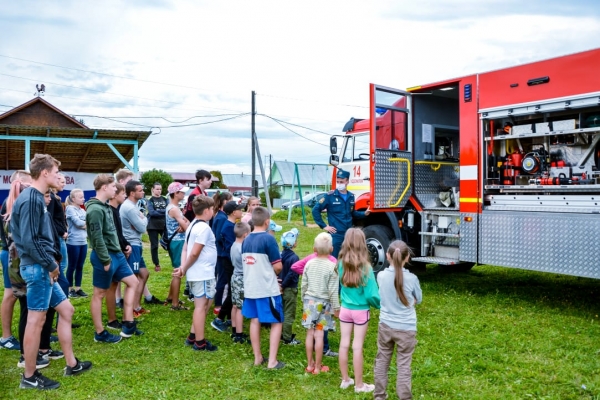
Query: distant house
221,173,263,192
168,172,219,186
268,161,331,200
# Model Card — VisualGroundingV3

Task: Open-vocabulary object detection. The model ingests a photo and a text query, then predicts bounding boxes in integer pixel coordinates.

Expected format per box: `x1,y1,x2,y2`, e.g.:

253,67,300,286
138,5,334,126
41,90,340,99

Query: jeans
57,238,69,296
66,244,88,287
214,256,227,307
217,257,234,320
373,323,417,400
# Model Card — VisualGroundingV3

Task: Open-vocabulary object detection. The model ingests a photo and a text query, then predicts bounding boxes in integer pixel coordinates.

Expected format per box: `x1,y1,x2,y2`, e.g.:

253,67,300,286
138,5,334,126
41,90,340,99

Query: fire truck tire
363,225,393,274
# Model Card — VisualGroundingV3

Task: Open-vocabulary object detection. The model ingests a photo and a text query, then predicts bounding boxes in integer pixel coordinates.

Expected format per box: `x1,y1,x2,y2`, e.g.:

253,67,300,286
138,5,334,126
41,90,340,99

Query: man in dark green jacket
86,174,141,343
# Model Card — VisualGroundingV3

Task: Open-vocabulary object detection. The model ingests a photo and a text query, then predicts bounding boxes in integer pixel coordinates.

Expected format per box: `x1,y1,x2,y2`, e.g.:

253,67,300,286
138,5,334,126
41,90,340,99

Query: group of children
169,189,423,398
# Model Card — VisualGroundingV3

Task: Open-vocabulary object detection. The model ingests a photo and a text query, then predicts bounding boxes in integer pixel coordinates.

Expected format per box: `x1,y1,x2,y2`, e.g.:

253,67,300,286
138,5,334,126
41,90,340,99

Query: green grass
1,220,599,399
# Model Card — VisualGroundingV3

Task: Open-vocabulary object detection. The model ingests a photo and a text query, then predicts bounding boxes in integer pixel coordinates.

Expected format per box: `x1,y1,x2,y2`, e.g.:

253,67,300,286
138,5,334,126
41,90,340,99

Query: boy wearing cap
268,221,282,237
279,228,300,345
165,182,190,310
211,200,244,332
312,169,370,258
242,206,285,369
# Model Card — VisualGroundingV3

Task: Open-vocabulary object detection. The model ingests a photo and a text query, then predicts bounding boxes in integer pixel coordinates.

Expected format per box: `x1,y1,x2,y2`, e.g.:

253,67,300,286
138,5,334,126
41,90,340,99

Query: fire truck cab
330,48,600,279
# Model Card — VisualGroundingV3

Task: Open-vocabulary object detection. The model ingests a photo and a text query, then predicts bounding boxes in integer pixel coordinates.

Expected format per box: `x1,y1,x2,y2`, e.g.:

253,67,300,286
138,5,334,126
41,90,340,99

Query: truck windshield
342,132,370,162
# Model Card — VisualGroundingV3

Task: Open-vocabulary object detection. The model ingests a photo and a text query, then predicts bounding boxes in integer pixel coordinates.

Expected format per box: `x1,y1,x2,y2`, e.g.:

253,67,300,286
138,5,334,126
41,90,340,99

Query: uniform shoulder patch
319,198,325,204
327,190,335,195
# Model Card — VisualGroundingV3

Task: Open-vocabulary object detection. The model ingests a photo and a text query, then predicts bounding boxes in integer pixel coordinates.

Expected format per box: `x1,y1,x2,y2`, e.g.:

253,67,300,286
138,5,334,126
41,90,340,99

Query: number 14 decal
353,165,361,177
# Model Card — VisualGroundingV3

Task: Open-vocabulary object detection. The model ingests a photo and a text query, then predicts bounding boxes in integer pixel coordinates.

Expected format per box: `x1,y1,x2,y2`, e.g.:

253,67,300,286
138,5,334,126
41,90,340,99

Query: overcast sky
1,0,599,177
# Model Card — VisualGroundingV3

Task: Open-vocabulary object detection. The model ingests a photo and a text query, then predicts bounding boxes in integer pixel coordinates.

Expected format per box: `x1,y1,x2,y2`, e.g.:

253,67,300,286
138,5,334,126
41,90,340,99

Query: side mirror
330,136,338,155
329,154,339,166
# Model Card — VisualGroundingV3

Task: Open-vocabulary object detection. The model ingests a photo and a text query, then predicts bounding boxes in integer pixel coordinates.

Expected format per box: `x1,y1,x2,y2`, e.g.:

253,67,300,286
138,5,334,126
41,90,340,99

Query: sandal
305,365,315,373
312,365,330,374
267,361,285,370
170,305,189,311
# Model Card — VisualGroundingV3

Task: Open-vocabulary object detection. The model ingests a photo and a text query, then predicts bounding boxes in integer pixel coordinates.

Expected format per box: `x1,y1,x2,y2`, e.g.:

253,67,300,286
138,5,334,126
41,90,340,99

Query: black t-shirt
1,200,8,250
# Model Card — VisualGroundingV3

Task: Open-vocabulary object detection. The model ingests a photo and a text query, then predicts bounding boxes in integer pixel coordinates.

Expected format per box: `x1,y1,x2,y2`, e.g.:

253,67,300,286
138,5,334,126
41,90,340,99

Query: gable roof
0,97,87,128
270,161,331,186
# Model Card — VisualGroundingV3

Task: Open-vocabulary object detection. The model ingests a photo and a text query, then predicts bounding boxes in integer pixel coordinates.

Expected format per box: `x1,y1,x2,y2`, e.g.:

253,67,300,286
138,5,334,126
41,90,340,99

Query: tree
259,185,281,207
210,170,228,189
140,169,173,196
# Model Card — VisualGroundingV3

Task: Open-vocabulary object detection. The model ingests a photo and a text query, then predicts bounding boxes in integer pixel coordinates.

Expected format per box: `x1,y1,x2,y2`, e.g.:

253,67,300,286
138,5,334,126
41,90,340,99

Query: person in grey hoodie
120,180,150,316
374,240,422,400
65,189,88,298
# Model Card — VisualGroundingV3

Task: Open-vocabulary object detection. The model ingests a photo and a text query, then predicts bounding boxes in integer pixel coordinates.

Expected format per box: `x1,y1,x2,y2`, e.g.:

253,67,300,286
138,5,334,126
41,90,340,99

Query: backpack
159,226,180,252
184,187,202,222
3,220,26,298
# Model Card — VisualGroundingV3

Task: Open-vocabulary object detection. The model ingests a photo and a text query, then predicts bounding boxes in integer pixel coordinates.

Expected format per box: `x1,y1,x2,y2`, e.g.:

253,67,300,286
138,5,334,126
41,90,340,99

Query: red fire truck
329,48,600,278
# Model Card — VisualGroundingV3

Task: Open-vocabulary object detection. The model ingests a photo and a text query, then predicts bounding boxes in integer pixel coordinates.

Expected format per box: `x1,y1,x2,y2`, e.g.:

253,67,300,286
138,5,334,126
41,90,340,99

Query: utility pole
269,154,272,187
251,91,256,197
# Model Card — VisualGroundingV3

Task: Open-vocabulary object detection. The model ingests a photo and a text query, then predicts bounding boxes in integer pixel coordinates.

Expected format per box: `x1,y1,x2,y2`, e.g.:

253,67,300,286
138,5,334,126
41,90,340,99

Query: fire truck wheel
363,225,393,274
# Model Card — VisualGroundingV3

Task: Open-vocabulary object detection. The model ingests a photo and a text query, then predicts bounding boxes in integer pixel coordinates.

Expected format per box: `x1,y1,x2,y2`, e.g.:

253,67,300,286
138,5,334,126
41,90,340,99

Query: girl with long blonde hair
337,228,380,393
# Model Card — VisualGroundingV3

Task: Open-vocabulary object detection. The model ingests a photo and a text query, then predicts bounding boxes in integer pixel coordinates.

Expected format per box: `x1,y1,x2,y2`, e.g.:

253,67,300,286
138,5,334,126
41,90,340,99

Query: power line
0,54,238,95
0,73,247,114
259,115,328,147
259,114,333,136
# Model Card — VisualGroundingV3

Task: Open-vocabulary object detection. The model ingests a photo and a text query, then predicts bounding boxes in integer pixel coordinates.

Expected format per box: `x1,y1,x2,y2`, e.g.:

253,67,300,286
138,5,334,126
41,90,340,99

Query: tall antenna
35,84,45,97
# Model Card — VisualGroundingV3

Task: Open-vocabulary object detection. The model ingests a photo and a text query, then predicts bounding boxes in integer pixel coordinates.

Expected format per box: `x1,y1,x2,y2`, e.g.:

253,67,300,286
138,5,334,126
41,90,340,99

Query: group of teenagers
0,158,423,399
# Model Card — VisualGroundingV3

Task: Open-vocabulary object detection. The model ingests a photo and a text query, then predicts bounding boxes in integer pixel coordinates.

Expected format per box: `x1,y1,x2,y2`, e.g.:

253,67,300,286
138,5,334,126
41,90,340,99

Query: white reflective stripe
460,165,478,180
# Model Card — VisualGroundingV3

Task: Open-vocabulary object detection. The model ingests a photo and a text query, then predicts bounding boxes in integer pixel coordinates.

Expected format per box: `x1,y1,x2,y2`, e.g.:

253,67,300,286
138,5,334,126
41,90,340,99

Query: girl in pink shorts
337,228,380,393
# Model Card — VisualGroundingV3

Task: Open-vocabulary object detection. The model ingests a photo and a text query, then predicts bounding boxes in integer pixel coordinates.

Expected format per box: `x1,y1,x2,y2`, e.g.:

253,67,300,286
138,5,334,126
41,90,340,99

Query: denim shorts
189,279,216,299
1,249,10,289
91,250,134,289
127,245,147,274
20,263,67,312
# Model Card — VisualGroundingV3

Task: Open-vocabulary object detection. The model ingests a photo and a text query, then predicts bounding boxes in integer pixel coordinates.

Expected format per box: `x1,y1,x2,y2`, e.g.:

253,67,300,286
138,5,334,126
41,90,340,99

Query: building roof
270,161,331,186
0,98,150,173
221,173,263,189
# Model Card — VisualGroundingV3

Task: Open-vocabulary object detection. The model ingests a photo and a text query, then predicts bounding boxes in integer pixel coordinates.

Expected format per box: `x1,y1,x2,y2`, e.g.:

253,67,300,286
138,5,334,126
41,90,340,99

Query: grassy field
0,219,599,399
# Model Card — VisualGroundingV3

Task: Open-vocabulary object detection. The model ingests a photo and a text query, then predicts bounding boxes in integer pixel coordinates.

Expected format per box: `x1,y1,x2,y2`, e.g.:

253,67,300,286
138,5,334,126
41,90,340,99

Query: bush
140,169,173,196
272,206,315,222
259,186,282,207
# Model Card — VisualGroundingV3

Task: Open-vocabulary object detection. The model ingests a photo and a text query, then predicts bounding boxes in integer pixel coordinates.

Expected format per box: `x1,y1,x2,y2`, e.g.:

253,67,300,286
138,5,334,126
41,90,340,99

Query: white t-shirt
184,220,217,281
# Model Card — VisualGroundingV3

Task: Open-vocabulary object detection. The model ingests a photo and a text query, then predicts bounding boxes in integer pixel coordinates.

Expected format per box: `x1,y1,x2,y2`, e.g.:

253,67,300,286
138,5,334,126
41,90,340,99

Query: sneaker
354,383,375,393
20,370,60,390
233,335,250,345
324,349,339,357
0,335,21,351
116,299,123,309
340,378,354,389
49,336,58,343
192,340,217,351
72,323,81,329
144,295,163,305
64,358,92,376
94,330,122,344
39,348,64,360
184,337,195,346
283,337,301,345
17,354,50,369
211,318,228,333
107,320,123,330
121,322,144,338
75,289,88,298
133,307,150,318
68,289,79,298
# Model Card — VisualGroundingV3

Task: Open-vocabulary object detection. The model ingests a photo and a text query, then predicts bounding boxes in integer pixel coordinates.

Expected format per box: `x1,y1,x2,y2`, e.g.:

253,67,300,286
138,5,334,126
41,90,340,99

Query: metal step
411,256,461,265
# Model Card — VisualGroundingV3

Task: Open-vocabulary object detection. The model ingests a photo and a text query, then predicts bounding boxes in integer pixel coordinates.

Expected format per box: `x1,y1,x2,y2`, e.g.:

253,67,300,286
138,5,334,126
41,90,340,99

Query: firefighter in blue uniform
312,169,370,258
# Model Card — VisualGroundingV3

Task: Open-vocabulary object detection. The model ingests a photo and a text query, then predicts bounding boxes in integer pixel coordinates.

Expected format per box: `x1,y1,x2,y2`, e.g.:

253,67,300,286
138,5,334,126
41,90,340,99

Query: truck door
369,84,413,210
